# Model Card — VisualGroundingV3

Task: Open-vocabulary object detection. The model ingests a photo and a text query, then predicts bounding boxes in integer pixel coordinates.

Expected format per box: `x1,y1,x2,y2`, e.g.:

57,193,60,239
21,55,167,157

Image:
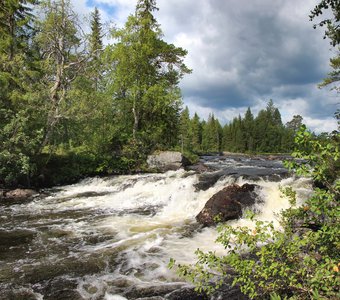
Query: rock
4,188,37,200
196,183,259,226
0,288,39,300
41,278,85,300
185,162,214,174
194,170,226,191
147,151,189,172
123,284,185,299
165,287,208,300
211,277,250,300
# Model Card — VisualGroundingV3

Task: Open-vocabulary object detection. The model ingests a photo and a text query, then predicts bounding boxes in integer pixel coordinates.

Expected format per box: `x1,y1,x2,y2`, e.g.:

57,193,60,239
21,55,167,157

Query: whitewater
0,155,313,299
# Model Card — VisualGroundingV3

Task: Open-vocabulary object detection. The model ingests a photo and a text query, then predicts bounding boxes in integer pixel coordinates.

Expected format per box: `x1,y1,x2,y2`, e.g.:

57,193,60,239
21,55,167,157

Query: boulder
5,188,37,199
0,188,38,205
196,183,259,226
147,151,189,172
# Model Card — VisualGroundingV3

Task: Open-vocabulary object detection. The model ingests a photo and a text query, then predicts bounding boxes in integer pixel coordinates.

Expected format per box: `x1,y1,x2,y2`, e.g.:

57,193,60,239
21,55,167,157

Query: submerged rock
196,183,259,226
147,151,189,172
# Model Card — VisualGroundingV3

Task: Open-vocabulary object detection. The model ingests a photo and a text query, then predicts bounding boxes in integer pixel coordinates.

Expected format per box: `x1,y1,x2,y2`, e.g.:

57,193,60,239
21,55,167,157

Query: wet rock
136,297,164,300
0,188,38,205
5,188,37,199
0,288,39,300
147,151,189,172
0,229,36,247
123,284,185,299
45,289,84,300
196,183,259,226
41,278,84,300
211,280,249,300
165,287,208,300
194,171,226,191
22,256,108,284
185,162,214,174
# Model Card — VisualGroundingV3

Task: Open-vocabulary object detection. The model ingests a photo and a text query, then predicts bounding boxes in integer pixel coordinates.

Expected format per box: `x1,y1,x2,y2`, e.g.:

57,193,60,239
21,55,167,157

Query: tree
243,107,255,152
201,113,220,152
179,106,191,152
190,112,202,152
89,7,103,59
106,0,190,150
286,115,303,133
0,0,44,186
311,1,340,90
310,0,340,46
36,0,85,149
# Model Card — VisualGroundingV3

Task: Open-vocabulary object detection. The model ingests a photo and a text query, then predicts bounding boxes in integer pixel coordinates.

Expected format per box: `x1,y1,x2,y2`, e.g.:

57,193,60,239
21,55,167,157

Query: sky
74,0,339,133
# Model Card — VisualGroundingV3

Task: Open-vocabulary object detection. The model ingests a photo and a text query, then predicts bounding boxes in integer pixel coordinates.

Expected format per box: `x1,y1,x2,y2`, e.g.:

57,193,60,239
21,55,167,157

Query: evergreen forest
0,0,301,188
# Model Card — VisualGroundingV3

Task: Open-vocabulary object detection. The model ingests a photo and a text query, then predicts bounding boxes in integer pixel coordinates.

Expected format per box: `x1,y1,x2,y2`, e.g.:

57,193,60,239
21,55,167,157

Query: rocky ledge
196,183,260,226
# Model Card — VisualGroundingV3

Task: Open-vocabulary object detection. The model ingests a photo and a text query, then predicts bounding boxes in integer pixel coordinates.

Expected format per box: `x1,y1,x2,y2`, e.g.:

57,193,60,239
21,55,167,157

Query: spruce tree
89,7,103,58
190,113,202,152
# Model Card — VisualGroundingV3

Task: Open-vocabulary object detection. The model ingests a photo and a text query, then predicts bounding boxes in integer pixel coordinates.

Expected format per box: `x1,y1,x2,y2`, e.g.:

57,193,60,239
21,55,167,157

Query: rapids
0,155,312,299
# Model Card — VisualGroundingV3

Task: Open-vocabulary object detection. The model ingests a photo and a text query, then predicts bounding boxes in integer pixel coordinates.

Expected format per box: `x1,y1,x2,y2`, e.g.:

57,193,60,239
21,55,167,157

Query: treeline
179,100,303,154
0,0,190,186
0,0,303,188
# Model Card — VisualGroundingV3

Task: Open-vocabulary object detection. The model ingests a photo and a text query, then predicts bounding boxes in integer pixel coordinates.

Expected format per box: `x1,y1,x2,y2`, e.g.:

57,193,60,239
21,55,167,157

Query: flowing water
0,155,313,300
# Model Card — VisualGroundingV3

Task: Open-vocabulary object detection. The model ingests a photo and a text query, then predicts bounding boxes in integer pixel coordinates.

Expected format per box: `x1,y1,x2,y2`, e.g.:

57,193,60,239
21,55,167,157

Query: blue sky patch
86,0,117,16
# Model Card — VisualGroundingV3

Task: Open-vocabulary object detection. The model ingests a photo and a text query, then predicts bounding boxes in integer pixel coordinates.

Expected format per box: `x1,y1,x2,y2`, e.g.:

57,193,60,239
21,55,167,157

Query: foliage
310,1,340,90
105,0,190,149
201,113,221,153
0,0,191,187
170,123,340,299
220,101,295,154
310,0,340,47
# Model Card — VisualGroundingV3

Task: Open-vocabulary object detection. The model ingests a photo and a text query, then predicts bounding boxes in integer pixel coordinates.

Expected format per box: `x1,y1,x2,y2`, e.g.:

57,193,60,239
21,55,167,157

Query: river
0,155,312,300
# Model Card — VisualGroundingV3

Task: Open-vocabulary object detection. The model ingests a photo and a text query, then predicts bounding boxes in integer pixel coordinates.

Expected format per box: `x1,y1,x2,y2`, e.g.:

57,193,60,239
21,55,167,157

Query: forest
179,100,302,154
0,0,191,187
0,0,301,188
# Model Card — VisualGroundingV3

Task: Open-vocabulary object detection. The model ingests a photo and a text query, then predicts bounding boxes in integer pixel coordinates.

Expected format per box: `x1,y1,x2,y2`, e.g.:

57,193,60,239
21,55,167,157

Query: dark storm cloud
157,0,332,115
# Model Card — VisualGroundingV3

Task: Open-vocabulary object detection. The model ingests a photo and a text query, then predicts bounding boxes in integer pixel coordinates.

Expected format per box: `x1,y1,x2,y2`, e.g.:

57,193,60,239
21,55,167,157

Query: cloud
73,0,339,132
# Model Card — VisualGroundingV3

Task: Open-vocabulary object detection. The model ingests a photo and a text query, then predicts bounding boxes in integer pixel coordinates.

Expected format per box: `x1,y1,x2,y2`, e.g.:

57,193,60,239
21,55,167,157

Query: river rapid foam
0,156,312,299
